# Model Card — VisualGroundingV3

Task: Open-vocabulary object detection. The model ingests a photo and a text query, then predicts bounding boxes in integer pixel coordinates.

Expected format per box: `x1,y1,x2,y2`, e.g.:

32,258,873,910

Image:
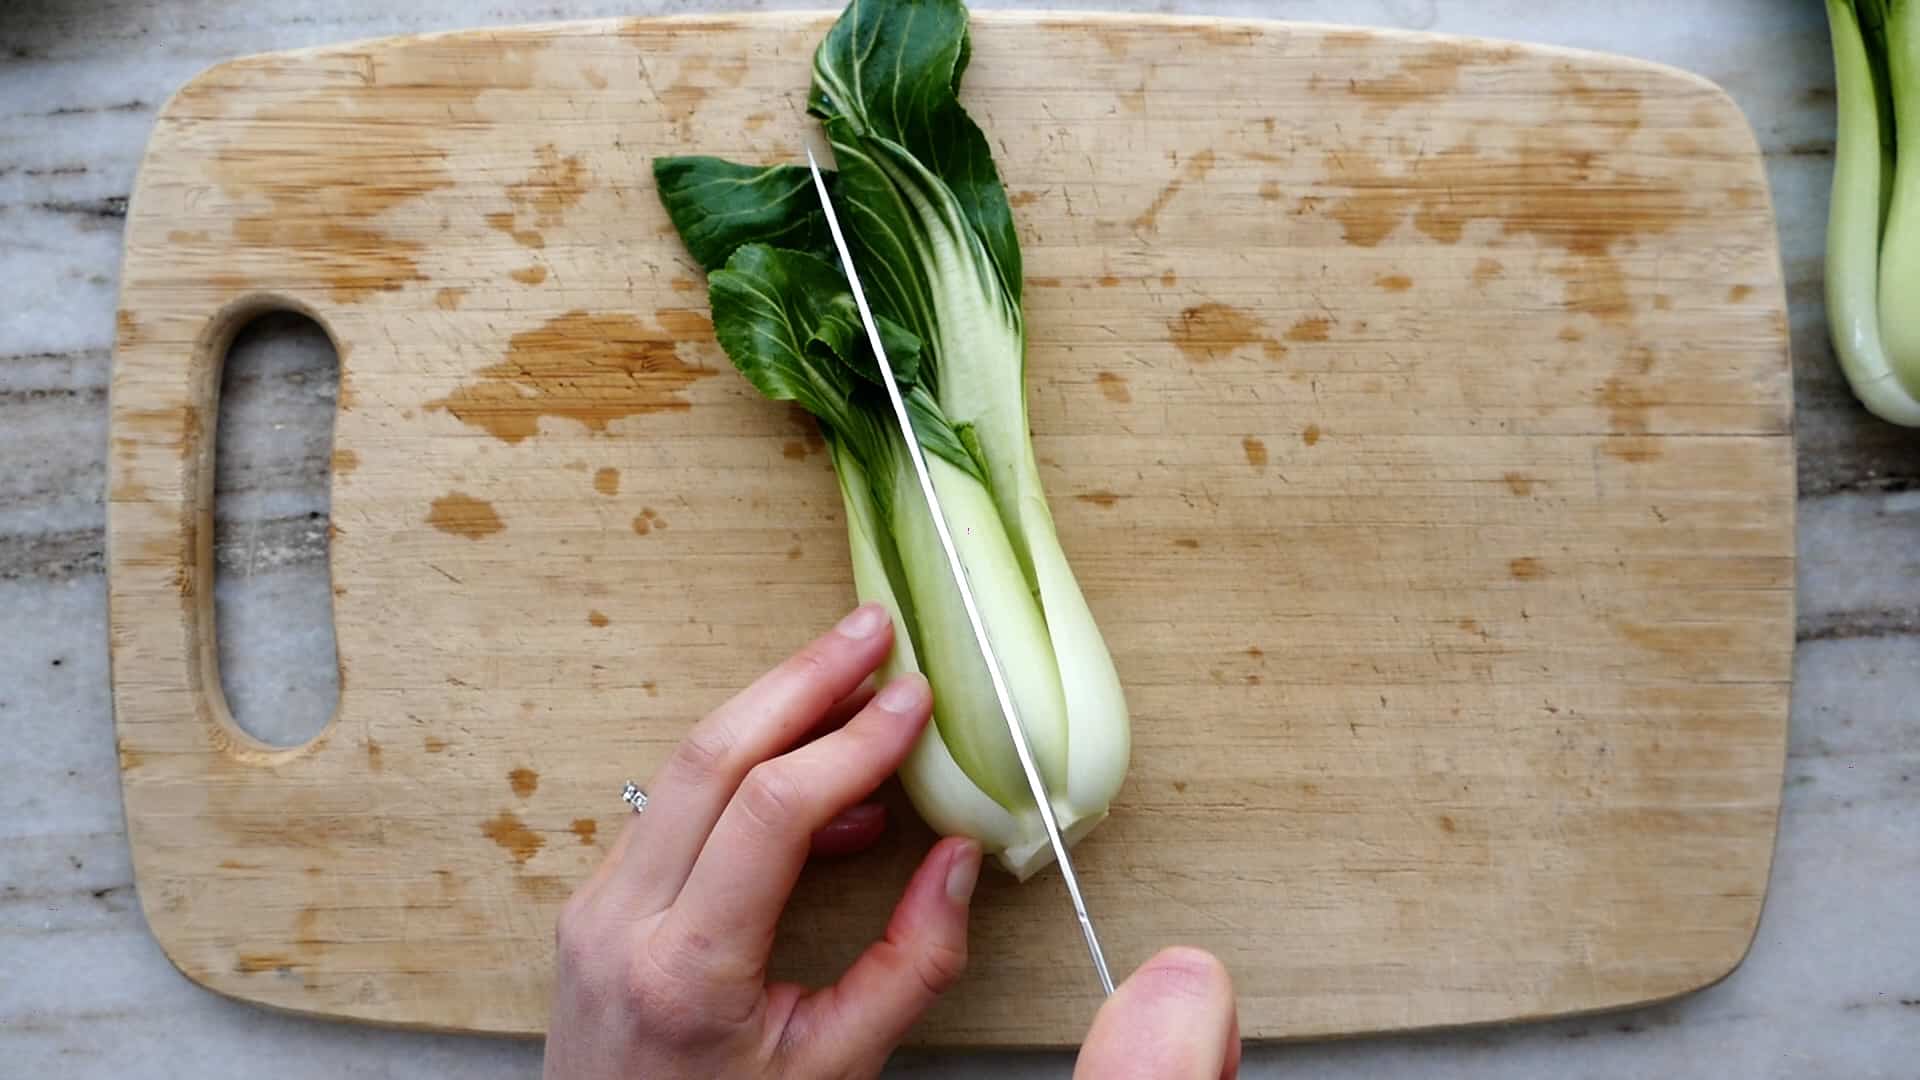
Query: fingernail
836,603,888,639
946,841,982,903
873,674,928,713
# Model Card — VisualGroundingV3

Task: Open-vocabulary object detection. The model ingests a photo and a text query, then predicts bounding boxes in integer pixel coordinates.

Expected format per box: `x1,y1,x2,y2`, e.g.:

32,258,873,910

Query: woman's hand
542,603,982,1080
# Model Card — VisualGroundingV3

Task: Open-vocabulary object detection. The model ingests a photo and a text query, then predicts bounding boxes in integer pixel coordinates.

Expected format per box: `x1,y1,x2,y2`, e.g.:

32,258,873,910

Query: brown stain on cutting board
1301,424,1321,446
481,812,544,864
1286,316,1333,342
1728,284,1753,302
508,767,539,798
335,360,357,412
1552,68,1644,142
1374,273,1413,292
1317,81,1682,331
631,507,666,535
423,737,449,754
570,819,598,845
226,219,432,304
1076,491,1120,508
1242,436,1268,468
1558,259,1630,322
515,875,573,902
365,739,384,772
426,492,504,539
1663,132,1703,156
593,467,620,495
644,53,748,135
1095,371,1132,403
655,307,714,338
426,490,503,534
1169,303,1284,362
1508,557,1545,580
291,907,321,950
235,953,294,974
487,143,590,249
1472,258,1503,286
587,610,609,628
427,310,713,444
1349,42,1478,106
199,48,546,303
330,448,359,476
1134,149,1215,231
1504,472,1536,496
487,211,545,249
1600,345,1664,461
509,264,548,285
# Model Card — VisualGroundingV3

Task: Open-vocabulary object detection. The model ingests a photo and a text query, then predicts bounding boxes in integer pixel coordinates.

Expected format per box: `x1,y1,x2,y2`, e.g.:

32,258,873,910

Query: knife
804,149,1116,997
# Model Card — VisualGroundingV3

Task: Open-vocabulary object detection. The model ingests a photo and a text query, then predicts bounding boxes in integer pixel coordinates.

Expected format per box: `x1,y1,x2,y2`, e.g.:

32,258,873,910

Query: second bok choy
1826,0,1920,424
651,0,1130,879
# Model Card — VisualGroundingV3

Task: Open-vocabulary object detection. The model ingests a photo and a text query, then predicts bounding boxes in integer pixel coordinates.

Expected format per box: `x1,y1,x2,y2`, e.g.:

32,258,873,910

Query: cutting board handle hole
208,306,342,750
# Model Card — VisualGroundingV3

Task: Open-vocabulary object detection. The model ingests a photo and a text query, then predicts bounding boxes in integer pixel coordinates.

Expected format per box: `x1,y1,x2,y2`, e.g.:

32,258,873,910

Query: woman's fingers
610,604,897,913
1072,947,1239,1080
658,673,933,974
783,837,981,1075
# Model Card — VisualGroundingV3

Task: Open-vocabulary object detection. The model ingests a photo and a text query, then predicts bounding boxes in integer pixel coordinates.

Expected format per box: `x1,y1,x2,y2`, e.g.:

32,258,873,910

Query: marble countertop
4,0,1917,1075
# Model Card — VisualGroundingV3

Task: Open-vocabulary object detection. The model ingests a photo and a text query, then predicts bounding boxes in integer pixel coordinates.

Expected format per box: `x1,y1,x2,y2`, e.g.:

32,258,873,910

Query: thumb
1075,947,1240,1080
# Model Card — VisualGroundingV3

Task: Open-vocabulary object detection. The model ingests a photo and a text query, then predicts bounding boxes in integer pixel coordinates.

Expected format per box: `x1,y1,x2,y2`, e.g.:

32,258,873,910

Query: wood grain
107,11,1793,1046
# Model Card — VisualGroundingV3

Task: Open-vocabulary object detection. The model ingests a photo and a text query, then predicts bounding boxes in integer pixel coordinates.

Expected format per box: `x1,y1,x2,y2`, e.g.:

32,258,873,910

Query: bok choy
1826,0,1920,424
652,0,1130,879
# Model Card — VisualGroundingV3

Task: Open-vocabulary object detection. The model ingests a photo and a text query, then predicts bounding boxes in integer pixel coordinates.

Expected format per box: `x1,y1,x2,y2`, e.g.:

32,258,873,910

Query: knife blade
804,149,1116,997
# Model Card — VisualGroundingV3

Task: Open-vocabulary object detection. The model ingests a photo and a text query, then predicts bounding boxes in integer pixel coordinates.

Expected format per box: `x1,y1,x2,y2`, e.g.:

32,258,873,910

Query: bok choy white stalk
1826,0,1920,424
651,0,1130,879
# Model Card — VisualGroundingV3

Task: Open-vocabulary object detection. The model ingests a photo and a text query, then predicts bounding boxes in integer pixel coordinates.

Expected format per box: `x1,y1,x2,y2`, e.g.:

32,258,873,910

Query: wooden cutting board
107,10,1794,1047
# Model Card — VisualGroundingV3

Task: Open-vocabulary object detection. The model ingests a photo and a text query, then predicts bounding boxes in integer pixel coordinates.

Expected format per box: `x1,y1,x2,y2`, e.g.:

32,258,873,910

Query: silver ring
621,780,648,814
